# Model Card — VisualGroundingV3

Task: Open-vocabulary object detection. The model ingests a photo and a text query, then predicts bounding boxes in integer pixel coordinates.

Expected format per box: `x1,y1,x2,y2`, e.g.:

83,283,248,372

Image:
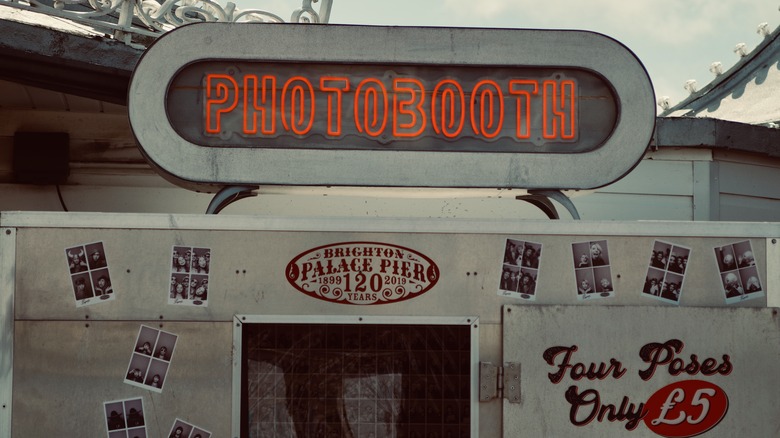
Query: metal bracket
479,361,521,403
205,185,259,214
516,189,581,220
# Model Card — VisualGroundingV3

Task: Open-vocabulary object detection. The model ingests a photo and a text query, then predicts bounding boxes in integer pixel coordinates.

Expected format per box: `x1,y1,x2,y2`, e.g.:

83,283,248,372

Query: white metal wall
2,213,779,436
0,149,778,222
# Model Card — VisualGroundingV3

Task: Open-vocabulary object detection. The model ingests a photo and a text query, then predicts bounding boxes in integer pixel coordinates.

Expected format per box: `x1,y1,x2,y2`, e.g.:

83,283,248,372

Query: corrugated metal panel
598,159,693,197
0,80,32,109
574,193,693,221
720,194,780,222
0,80,127,114
24,85,68,110
719,161,780,199
63,93,106,113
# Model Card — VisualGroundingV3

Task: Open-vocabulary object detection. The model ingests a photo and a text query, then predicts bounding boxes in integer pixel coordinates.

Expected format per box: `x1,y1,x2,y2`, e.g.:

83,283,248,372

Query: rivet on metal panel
242,316,246,321
507,308,512,313
466,272,470,276
4,229,9,235
473,272,478,276
159,315,164,319
773,239,777,244
126,269,131,273
85,315,89,319
85,323,89,328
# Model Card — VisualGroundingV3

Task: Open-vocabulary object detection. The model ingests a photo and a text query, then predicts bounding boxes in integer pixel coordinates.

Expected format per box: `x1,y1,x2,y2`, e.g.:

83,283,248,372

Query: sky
244,0,778,111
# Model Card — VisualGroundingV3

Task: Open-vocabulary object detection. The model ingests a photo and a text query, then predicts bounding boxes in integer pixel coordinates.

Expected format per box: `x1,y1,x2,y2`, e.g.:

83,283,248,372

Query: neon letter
205,74,238,135
320,77,350,137
354,78,388,137
543,79,577,140
393,78,426,138
508,79,539,139
281,76,315,135
243,74,277,136
470,80,504,139
431,79,465,139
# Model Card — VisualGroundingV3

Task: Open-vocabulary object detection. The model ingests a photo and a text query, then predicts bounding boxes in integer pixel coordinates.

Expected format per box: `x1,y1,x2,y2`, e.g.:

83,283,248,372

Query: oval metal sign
285,241,440,305
643,380,729,437
128,23,655,192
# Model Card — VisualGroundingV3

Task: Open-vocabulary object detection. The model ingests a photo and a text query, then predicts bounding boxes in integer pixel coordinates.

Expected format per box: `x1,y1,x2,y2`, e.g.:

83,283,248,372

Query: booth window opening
239,321,474,437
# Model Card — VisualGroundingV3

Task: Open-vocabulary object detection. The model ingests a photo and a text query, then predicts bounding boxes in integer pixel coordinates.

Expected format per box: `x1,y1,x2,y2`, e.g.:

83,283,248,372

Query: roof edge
655,117,780,158
659,20,780,117
0,17,142,104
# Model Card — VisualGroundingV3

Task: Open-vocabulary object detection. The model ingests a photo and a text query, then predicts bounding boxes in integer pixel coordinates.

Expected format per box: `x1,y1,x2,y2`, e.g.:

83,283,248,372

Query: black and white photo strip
571,240,614,300
104,397,147,438
167,418,212,438
125,325,178,393
65,241,115,307
498,238,542,301
642,240,691,305
170,246,211,306
714,240,764,304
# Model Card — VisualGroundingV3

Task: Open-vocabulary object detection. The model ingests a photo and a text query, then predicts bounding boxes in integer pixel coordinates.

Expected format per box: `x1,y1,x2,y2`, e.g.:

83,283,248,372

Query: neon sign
130,24,656,190
167,63,617,153
206,73,576,141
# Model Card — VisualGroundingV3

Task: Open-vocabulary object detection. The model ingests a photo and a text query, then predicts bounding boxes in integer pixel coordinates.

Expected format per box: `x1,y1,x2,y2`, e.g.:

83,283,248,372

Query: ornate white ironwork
0,0,332,46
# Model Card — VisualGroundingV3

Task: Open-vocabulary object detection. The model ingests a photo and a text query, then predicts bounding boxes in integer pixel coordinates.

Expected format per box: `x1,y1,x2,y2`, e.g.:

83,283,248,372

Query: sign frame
128,23,656,192
231,314,480,437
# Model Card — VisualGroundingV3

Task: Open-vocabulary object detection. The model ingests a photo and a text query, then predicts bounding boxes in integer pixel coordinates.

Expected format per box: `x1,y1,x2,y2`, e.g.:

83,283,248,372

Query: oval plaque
286,241,440,305
644,379,729,437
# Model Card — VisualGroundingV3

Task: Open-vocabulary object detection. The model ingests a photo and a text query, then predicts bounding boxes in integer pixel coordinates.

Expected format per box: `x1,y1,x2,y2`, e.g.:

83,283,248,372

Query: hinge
479,362,500,402
504,362,521,403
479,362,521,403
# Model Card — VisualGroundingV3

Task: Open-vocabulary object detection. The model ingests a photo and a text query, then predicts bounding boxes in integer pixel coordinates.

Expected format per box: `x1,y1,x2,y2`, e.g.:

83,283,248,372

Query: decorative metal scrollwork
1,0,332,45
